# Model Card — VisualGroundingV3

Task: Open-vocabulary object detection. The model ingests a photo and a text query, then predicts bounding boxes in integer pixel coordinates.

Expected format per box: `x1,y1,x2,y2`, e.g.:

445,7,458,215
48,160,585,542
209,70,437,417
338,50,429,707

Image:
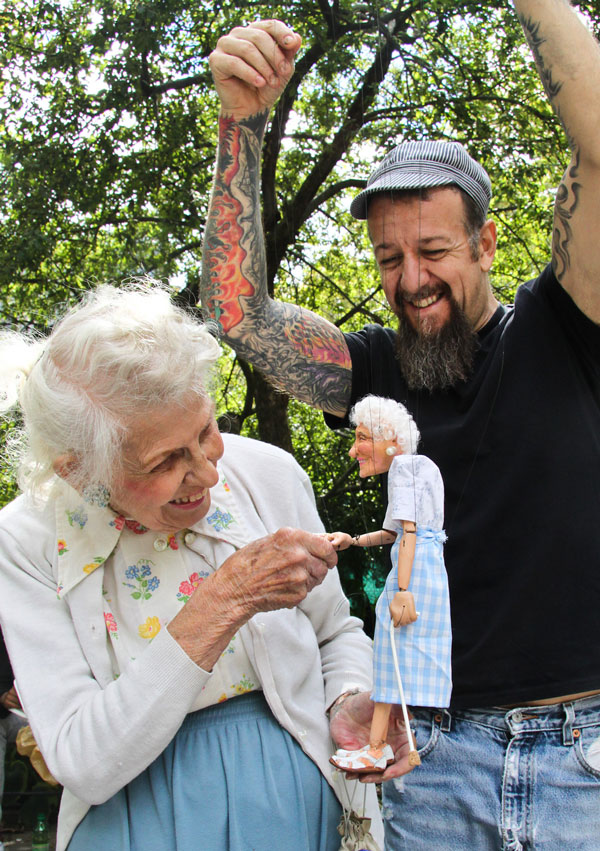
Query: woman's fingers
220,527,337,613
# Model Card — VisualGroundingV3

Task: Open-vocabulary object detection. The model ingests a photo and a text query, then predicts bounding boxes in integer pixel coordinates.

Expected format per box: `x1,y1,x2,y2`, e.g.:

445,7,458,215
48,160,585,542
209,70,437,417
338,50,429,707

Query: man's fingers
211,25,297,87
246,19,302,56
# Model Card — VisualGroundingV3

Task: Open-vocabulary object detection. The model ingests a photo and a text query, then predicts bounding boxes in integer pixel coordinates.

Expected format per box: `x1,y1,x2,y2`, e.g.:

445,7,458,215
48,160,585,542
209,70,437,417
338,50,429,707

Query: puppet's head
348,395,420,477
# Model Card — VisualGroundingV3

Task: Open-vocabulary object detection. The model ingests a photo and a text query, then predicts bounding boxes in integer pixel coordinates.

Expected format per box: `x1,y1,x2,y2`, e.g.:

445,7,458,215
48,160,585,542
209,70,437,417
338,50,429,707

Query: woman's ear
52,453,79,483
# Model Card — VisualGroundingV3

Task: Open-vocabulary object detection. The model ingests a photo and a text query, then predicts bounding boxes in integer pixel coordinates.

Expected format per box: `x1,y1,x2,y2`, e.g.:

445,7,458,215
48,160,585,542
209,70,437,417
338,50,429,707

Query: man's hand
329,692,416,782
209,20,302,121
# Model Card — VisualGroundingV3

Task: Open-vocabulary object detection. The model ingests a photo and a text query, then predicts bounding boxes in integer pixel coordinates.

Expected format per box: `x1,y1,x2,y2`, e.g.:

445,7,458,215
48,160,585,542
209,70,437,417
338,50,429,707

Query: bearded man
201,3,600,848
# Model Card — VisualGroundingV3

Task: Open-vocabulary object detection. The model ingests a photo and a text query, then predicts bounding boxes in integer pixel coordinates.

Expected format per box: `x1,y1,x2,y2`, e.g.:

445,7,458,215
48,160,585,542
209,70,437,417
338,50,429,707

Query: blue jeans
382,695,600,850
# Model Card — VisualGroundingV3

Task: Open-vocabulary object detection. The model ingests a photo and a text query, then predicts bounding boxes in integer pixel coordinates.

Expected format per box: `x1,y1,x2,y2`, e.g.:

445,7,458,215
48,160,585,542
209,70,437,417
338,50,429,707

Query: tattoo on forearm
519,14,563,106
202,111,352,414
202,113,268,333
552,148,581,283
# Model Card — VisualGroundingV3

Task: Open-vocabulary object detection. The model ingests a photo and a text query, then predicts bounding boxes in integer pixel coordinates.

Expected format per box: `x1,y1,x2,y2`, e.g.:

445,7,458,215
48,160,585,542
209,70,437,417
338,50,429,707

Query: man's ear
479,219,497,272
52,453,79,483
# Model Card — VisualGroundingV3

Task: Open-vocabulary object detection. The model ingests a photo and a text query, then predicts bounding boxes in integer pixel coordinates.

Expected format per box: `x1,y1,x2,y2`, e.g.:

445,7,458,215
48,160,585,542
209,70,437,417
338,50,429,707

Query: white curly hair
349,395,420,454
0,280,221,499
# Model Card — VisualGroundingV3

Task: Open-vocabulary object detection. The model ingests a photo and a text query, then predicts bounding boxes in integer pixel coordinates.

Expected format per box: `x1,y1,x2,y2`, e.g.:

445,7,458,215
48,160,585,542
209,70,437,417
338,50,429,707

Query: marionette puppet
328,395,452,773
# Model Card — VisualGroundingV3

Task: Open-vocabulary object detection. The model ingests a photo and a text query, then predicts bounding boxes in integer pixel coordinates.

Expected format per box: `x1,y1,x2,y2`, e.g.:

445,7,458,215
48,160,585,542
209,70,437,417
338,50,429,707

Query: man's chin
395,300,478,392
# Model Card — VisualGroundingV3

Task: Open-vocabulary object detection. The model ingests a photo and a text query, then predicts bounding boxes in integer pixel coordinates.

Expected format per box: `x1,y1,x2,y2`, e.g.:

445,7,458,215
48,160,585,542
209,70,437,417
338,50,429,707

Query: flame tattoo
204,117,255,333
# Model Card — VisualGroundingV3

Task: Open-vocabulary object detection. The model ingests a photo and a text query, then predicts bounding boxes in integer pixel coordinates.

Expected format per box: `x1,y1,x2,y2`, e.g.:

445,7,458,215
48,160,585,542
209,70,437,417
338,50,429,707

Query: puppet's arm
390,520,418,627
326,529,396,550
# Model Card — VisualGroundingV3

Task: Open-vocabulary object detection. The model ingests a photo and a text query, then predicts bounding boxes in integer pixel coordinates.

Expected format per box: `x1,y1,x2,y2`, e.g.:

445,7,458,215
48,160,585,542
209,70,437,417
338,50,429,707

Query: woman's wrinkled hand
329,692,416,783
168,528,337,670
218,527,337,616
209,20,302,121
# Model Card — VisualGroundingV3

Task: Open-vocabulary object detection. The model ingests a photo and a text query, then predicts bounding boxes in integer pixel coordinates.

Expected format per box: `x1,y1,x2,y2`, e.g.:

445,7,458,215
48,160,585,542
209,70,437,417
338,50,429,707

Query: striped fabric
350,140,491,219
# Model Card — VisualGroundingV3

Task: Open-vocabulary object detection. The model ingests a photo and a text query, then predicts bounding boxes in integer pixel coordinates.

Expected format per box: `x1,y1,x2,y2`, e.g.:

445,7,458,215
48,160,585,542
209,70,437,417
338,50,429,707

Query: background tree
2,0,598,620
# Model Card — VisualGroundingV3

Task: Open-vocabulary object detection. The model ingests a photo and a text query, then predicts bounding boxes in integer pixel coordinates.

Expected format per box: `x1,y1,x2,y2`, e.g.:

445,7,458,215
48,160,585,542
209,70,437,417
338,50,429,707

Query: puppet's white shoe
329,743,394,773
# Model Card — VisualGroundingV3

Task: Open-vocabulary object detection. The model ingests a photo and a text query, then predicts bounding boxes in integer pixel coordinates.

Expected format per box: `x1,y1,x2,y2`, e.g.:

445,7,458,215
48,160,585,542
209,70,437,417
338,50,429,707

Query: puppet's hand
325,531,353,551
390,591,418,626
330,695,415,783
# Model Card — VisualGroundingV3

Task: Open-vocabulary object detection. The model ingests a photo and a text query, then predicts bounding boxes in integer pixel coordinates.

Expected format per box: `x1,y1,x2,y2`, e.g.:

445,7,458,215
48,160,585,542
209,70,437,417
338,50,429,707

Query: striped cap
350,140,491,220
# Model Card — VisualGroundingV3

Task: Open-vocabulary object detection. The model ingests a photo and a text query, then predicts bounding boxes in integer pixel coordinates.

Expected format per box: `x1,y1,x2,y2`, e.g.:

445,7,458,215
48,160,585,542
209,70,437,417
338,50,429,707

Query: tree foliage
2,0,598,621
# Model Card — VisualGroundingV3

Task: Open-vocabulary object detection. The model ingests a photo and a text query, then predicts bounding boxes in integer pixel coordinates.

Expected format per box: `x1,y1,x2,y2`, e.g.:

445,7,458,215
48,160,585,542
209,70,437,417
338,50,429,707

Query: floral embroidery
123,560,160,600
221,634,236,656
110,516,148,535
176,571,208,604
221,475,231,493
57,539,68,555
167,534,178,550
66,506,88,529
125,519,148,535
231,675,255,695
207,507,234,532
83,556,105,574
218,694,228,703
138,616,161,639
104,612,118,638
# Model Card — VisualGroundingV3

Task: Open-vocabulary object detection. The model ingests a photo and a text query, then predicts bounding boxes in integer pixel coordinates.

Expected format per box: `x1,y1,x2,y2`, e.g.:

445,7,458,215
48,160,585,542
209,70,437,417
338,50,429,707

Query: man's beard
394,291,479,392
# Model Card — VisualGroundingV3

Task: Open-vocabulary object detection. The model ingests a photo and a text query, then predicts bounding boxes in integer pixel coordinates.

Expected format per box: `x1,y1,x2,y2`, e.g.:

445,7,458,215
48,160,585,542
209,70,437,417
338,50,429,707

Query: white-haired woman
0,284,383,851
327,395,452,776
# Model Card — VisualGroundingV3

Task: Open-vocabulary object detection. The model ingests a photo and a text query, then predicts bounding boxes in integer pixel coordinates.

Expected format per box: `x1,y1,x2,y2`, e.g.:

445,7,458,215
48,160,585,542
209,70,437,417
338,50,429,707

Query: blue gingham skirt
67,691,341,851
372,528,452,708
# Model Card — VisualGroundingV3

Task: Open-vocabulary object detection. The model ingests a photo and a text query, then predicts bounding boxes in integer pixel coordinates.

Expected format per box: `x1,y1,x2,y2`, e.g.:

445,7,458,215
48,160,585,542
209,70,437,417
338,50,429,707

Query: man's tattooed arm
200,112,352,417
515,0,600,320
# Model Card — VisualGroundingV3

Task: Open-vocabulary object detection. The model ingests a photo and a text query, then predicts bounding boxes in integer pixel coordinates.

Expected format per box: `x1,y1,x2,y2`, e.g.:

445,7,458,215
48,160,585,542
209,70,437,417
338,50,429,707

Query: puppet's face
349,423,399,477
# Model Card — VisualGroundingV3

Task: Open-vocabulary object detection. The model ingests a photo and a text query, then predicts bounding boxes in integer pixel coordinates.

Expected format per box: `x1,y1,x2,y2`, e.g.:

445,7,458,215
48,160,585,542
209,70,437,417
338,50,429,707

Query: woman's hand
329,692,416,782
168,528,337,669
325,531,353,551
209,20,302,121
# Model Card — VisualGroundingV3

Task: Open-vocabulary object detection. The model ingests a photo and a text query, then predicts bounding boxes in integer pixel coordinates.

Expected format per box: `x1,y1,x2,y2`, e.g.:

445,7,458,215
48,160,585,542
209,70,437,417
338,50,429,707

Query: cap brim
350,169,463,220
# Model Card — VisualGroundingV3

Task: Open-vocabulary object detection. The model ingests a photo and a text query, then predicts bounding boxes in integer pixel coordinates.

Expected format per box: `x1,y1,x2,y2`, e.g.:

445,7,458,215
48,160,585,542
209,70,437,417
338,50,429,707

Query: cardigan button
153,536,168,552
184,531,196,546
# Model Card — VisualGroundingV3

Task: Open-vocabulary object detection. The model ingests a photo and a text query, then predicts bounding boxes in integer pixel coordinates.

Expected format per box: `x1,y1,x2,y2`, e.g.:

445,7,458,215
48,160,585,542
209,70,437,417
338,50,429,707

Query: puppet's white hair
0,281,221,499
349,395,420,454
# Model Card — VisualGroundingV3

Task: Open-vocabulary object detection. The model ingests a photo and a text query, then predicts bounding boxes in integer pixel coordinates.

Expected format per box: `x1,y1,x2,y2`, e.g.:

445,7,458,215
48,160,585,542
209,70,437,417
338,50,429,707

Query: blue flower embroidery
123,560,159,600
207,508,235,532
66,506,88,529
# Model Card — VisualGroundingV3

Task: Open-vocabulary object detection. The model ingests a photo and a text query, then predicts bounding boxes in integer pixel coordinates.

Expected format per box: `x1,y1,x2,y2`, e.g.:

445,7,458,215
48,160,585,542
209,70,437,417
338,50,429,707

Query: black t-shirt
326,264,600,707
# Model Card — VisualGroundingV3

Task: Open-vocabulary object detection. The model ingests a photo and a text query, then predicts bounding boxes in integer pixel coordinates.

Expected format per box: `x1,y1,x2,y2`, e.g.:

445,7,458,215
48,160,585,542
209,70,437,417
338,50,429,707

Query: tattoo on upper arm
552,148,581,283
226,301,352,414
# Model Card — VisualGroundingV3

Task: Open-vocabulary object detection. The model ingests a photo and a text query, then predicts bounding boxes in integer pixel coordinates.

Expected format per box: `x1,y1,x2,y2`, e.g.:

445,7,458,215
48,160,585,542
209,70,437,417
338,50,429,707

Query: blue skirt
67,691,342,851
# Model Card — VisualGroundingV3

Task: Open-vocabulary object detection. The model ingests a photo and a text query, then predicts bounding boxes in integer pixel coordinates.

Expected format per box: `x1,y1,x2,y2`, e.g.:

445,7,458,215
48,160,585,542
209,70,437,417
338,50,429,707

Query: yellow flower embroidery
83,557,105,574
138,616,161,639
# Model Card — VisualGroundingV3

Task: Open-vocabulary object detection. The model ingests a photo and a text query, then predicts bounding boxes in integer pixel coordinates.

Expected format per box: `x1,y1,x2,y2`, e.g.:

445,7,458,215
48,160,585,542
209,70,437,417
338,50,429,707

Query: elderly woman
0,284,383,851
